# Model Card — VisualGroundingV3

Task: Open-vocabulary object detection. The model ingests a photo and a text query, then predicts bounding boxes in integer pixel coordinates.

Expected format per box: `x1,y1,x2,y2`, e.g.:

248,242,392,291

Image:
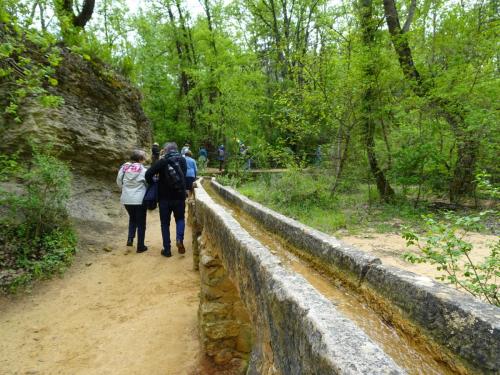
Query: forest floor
0,212,201,375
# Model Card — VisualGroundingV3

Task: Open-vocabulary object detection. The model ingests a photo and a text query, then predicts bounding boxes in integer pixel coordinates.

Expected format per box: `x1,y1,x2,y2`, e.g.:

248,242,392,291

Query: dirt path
338,231,498,282
0,212,200,375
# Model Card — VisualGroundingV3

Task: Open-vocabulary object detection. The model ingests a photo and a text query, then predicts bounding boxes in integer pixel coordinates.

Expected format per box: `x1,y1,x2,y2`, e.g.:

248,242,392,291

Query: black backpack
164,156,185,192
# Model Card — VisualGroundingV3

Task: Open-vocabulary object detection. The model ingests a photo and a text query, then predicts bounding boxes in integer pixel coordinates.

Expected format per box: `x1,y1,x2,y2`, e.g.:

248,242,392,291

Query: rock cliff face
0,47,151,178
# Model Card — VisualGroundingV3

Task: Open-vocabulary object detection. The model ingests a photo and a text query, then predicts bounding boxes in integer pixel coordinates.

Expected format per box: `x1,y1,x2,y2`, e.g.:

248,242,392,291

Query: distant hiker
315,145,322,166
239,143,246,155
184,150,197,198
245,146,252,170
145,142,187,258
181,143,190,156
152,143,160,163
239,143,252,170
198,146,208,170
116,150,148,253
217,144,225,172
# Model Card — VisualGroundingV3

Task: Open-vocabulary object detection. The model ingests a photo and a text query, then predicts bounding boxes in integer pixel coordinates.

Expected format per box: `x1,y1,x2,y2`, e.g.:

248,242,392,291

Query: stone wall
198,232,253,372
191,181,404,374
209,179,500,375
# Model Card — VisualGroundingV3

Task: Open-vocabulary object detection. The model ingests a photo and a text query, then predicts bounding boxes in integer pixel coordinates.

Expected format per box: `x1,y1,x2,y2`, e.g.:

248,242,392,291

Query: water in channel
205,183,457,375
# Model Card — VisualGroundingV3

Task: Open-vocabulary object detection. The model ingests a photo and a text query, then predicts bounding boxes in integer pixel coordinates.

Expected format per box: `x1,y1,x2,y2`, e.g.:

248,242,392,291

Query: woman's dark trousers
124,204,147,249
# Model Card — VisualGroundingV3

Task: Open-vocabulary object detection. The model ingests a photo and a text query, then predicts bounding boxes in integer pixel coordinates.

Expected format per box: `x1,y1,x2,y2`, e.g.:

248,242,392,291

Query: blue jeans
158,200,185,250
125,204,147,249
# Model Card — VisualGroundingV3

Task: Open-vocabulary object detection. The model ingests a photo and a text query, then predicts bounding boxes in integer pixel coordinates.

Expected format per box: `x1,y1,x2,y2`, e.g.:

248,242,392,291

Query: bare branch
402,0,417,33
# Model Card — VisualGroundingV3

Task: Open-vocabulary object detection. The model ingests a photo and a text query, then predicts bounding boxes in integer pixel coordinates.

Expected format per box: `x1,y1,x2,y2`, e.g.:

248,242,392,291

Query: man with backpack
145,142,187,257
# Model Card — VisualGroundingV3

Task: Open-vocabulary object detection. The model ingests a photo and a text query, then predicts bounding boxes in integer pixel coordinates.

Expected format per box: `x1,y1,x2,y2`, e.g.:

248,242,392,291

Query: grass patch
231,170,494,236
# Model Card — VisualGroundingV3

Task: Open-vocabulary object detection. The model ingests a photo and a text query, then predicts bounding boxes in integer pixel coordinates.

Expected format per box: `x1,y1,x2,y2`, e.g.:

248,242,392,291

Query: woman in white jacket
117,150,148,253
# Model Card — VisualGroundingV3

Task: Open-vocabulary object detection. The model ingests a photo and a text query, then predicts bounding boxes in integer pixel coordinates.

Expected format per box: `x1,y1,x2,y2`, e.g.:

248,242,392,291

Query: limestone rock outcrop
0,47,151,178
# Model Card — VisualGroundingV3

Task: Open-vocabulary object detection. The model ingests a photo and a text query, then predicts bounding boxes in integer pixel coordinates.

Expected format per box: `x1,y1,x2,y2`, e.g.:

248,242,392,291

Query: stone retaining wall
191,181,404,374
209,179,500,375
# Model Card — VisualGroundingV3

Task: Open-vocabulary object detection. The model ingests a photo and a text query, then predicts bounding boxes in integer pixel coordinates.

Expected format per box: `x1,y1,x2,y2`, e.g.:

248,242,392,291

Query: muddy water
205,184,456,375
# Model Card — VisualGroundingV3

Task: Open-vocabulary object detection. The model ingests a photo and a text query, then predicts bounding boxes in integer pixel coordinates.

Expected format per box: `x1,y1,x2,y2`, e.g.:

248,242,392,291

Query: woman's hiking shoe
136,246,148,253
126,239,133,247
161,249,172,257
177,241,186,254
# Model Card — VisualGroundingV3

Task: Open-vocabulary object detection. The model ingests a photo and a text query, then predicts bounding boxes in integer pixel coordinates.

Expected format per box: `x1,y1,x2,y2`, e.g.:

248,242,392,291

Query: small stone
201,254,221,267
214,349,233,365
201,283,224,300
233,302,250,322
102,246,112,252
204,321,240,340
236,327,253,353
200,302,232,320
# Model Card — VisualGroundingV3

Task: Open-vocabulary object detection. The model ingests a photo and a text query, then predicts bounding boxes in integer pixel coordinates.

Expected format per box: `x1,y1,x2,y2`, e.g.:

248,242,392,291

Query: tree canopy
1,0,498,202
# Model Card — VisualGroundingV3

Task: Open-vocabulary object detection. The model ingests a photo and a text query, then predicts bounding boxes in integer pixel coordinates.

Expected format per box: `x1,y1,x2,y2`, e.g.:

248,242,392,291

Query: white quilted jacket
116,162,148,205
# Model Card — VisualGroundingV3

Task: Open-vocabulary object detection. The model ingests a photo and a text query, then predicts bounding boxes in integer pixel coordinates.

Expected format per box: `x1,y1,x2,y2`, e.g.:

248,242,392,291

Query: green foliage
402,212,499,306
7,0,498,204
0,154,23,181
217,174,243,188
0,152,77,293
268,169,332,207
475,171,499,200
237,171,485,236
0,22,63,121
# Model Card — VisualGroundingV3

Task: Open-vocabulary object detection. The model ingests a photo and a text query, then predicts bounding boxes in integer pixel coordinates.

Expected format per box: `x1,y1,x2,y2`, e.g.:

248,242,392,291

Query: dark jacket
151,144,160,163
145,152,187,201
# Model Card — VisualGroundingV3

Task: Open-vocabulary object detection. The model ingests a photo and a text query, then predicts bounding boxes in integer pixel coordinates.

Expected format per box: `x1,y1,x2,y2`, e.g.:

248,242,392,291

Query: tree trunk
449,137,479,202
331,123,352,194
202,0,221,104
166,3,197,131
54,0,95,33
359,0,395,202
382,0,478,202
364,89,396,201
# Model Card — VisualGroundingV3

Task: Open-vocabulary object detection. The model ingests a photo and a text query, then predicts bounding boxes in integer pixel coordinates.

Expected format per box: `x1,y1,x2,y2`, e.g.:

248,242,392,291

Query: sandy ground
0,210,201,375
338,231,498,281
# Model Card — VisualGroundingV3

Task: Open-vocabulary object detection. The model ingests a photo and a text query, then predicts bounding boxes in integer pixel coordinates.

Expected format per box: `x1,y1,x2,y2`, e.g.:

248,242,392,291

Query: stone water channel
203,182,454,375
191,178,499,374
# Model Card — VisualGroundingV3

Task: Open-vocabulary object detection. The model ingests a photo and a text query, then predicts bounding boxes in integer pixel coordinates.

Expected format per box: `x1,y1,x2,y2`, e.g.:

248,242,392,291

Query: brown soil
0,211,201,375
338,231,498,282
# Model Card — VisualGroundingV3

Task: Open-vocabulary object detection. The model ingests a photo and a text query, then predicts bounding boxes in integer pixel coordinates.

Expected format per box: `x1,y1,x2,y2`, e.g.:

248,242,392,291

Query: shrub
0,152,77,292
402,212,499,306
217,174,243,188
269,169,332,207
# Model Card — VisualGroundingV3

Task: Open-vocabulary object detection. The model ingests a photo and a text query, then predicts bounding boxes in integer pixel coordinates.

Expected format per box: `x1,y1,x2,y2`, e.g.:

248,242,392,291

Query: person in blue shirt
184,150,197,198
198,146,208,170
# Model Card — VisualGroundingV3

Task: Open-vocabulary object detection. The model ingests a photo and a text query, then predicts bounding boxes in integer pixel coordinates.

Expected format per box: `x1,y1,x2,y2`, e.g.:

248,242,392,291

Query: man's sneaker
136,246,148,253
126,239,133,247
161,249,172,257
177,241,186,254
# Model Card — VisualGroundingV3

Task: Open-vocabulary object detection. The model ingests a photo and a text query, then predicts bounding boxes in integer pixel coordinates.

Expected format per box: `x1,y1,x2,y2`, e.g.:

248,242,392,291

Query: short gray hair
164,142,178,153
130,149,147,162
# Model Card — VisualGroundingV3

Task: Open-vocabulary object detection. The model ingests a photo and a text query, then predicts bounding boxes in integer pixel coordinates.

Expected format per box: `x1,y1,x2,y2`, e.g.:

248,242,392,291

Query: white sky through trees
126,0,205,16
